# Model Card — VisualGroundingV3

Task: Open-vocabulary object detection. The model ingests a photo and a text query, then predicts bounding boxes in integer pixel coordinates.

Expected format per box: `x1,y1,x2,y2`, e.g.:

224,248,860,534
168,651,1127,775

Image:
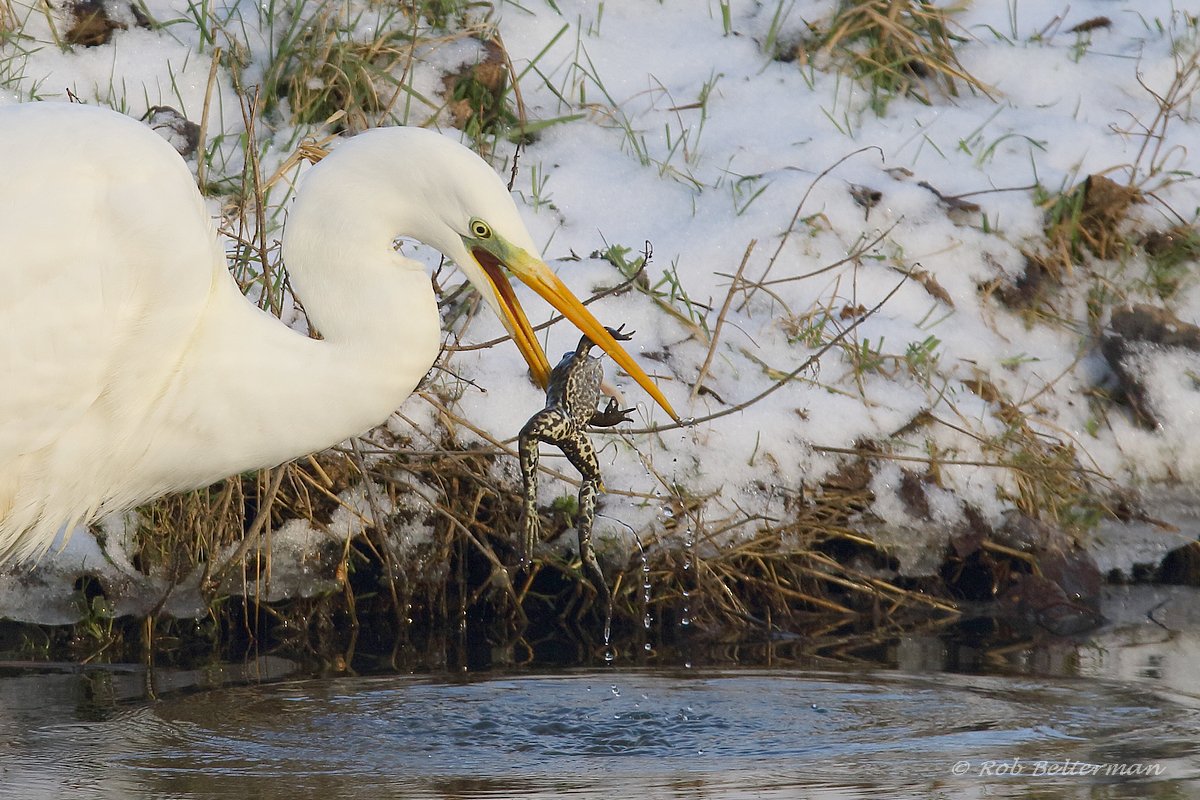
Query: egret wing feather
0,103,219,559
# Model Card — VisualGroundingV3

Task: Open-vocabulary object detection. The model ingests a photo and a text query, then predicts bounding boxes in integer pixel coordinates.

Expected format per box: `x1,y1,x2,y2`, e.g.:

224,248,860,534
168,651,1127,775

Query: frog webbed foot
575,324,635,357
589,397,635,428
605,324,634,343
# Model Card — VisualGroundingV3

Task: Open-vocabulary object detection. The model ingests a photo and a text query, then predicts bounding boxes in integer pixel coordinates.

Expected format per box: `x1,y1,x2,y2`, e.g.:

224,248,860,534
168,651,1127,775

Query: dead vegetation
58,435,976,667
44,241,1115,668
795,0,991,113
441,37,517,142
265,3,417,132
6,1,1192,670
991,35,1200,321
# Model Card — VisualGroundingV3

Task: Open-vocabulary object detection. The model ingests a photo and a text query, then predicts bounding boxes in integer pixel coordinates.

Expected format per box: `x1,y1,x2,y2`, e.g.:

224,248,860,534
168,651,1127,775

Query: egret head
398,130,679,422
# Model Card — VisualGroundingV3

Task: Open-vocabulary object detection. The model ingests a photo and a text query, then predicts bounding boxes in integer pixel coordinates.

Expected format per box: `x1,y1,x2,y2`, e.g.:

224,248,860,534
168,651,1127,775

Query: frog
518,326,636,605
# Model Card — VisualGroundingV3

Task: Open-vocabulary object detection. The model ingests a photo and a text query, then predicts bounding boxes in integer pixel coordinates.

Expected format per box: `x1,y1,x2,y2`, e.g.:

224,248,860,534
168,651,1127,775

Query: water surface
3,586,1200,799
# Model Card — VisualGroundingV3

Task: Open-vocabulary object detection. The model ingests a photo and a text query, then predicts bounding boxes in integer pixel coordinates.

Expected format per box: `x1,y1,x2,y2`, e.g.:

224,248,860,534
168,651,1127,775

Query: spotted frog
518,326,635,603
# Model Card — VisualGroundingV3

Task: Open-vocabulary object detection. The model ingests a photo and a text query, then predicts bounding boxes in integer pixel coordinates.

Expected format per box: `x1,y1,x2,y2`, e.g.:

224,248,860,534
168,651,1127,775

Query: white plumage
0,102,675,562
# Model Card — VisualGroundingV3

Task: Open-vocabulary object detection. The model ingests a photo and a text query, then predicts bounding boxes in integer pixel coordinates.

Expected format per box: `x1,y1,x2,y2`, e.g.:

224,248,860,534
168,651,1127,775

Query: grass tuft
1040,174,1142,278
442,37,518,142
803,0,990,114
259,0,423,131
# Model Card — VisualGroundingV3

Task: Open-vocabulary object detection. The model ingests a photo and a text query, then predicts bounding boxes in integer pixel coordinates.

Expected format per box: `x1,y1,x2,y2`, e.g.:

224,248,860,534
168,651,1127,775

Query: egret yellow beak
468,237,679,422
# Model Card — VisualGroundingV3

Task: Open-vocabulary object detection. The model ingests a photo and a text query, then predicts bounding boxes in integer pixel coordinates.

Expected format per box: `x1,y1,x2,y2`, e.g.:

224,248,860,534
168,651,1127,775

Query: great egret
0,102,678,563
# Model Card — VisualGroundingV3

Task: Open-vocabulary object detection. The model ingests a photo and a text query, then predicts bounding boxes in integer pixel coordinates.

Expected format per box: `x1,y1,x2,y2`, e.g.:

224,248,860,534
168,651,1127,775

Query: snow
2,0,1200,620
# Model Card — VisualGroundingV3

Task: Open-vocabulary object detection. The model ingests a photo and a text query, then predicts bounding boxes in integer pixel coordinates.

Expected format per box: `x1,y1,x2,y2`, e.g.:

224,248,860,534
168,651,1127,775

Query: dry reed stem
692,239,755,400
623,265,914,435
1128,45,1200,190
195,46,222,191
810,444,1109,482
204,465,285,594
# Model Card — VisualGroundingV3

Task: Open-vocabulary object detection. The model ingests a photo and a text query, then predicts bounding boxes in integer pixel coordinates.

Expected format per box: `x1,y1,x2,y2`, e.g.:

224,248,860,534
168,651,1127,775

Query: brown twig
692,239,756,400
809,444,1112,480
493,30,528,137
622,266,914,434
737,146,883,311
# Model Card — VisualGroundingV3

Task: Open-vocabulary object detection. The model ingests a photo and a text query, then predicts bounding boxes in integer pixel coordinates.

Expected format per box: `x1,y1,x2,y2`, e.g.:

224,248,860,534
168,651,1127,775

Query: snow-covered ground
2,0,1199,621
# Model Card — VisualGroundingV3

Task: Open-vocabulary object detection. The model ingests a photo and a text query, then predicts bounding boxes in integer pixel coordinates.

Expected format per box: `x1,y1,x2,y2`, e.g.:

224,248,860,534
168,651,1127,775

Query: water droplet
681,616,691,626
643,613,652,628
611,685,620,697
643,642,653,652
603,601,614,660
684,660,692,669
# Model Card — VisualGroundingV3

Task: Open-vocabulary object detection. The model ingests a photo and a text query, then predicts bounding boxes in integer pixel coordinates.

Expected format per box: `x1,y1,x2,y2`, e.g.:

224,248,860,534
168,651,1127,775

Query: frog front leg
589,397,635,428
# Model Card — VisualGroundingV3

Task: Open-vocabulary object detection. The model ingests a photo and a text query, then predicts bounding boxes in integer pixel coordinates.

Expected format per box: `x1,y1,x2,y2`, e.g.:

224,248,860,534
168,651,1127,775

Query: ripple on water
2,669,1199,800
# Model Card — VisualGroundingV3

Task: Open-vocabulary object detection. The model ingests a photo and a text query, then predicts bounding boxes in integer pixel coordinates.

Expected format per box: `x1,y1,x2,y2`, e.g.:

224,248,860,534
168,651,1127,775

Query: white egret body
0,102,676,563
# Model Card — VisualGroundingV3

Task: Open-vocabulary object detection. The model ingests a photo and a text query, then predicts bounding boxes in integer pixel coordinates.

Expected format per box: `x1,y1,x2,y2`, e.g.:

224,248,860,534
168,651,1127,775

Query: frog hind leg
518,407,571,567
555,435,612,607
576,478,611,613
556,431,602,490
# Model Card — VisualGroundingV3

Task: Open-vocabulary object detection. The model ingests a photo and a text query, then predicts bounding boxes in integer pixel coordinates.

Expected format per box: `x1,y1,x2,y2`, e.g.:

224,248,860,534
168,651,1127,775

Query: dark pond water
2,585,1199,799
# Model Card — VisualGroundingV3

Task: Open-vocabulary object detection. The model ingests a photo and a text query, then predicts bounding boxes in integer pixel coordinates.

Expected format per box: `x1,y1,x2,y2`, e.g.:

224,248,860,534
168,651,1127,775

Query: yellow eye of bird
470,220,492,239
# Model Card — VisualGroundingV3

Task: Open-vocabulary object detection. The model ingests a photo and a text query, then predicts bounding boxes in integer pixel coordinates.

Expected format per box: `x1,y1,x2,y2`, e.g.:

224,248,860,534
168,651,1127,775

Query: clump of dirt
144,106,200,158
1102,304,1200,428
65,0,148,47
986,174,1182,315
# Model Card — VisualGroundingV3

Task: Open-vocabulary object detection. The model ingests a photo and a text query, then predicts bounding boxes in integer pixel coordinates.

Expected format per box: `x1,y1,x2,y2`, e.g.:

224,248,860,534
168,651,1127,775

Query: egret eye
470,219,492,239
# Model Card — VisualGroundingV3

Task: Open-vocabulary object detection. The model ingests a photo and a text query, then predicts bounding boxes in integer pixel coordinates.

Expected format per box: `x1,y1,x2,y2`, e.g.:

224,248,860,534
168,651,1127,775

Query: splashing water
681,525,695,627
602,604,615,664
631,529,653,655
